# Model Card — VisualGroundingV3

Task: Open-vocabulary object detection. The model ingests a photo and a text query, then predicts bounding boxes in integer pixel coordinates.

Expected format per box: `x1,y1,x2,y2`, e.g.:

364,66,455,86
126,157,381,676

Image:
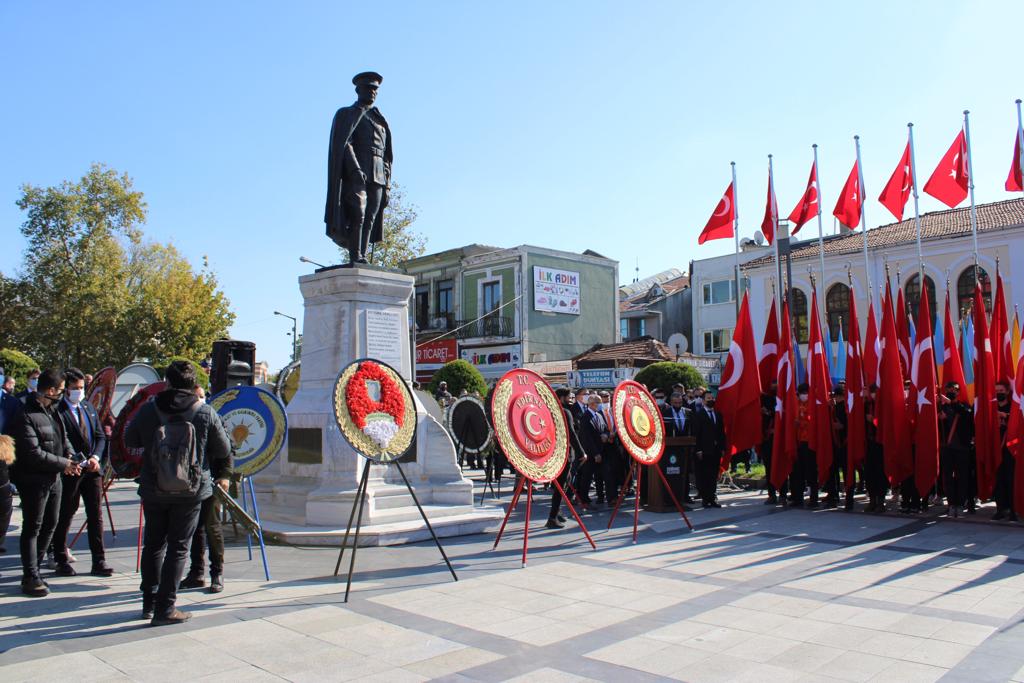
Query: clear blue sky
2,1,1022,371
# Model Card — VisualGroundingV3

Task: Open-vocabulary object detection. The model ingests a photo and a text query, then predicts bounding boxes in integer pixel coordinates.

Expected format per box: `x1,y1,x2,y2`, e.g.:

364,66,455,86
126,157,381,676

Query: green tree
428,359,487,398
1,164,235,370
154,356,210,391
633,361,704,394
0,348,38,393
338,183,426,268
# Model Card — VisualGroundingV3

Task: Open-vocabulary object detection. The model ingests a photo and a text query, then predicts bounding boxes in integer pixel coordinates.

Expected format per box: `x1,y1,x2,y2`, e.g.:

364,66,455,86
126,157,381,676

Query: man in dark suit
577,395,609,505
693,393,726,508
548,388,588,528
661,391,694,506
10,368,81,596
52,367,111,577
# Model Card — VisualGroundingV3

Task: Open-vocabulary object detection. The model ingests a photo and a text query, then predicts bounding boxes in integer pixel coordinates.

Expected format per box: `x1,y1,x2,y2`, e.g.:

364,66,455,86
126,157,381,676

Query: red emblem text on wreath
345,361,406,429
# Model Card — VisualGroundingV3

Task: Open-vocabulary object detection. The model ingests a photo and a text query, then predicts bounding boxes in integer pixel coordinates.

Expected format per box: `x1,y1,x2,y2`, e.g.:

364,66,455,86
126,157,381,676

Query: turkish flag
942,290,968,404
879,141,914,221
974,284,1000,500
992,271,1013,385
879,281,913,485
759,299,779,391
1009,343,1024,514
788,161,819,235
845,286,866,490
1007,131,1023,193
911,283,939,498
718,292,763,454
923,129,969,208
699,181,736,244
896,287,912,380
833,161,863,230
770,299,799,491
864,301,880,387
807,290,834,485
761,169,778,245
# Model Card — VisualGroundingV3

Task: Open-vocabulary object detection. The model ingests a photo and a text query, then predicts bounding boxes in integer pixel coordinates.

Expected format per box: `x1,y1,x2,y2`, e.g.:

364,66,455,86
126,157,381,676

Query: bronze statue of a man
324,71,393,264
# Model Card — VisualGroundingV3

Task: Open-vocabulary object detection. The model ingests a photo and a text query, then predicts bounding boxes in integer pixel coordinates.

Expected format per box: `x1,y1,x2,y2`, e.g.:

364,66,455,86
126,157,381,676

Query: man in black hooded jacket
126,360,232,626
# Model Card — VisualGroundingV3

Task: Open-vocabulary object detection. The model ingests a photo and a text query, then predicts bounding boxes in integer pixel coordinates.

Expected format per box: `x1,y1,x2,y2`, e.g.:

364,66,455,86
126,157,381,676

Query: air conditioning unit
431,317,447,329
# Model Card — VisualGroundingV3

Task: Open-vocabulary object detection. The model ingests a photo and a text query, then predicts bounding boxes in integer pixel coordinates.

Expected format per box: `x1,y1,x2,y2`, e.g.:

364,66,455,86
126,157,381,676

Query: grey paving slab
3,479,1024,681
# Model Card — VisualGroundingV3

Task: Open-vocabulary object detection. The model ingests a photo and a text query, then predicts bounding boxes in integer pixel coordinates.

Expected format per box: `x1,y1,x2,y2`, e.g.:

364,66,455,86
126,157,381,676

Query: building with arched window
735,198,1024,360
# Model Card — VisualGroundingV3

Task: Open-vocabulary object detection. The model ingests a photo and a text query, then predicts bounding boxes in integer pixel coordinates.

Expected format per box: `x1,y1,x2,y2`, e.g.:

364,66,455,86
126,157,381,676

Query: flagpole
963,110,981,283
1016,99,1024,197
812,144,827,326
769,154,782,315
732,161,742,319
908,123,925,293
854,135,873,309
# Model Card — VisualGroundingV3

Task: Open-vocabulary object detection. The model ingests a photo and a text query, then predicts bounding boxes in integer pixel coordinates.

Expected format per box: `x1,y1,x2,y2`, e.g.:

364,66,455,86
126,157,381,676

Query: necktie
675,409,684,432
77,406,88,441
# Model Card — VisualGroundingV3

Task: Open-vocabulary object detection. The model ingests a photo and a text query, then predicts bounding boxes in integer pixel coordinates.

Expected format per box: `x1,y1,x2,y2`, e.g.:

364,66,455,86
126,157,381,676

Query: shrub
0,348,39,393
633,361,704,394
428,359,487,398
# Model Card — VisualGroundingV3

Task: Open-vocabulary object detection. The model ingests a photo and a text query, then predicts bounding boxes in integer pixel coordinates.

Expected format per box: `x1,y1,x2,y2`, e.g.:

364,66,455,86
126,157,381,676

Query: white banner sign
533,266,580,315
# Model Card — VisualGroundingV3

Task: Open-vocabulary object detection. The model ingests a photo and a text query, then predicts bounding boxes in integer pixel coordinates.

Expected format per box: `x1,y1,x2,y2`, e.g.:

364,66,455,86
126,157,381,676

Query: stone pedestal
255,266,502,546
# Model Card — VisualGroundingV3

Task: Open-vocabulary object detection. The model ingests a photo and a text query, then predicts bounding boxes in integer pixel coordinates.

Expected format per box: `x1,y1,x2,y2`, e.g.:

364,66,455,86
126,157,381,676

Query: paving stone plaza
3,479,1024,682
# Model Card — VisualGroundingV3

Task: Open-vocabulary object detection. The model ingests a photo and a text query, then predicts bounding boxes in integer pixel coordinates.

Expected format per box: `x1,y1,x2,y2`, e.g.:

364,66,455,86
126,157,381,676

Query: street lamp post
274,311,298,361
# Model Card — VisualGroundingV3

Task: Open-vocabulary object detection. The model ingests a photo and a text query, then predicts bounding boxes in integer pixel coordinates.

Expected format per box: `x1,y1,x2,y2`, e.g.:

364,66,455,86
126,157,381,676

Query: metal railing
453,315,514,339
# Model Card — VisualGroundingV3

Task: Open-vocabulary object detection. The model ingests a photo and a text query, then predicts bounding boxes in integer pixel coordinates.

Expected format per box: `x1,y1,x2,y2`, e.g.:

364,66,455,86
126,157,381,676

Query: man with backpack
126,360,232,626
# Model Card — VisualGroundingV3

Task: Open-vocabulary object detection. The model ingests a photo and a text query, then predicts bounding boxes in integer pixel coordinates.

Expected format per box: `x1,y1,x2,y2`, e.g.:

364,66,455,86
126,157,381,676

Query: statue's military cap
352,71,383,87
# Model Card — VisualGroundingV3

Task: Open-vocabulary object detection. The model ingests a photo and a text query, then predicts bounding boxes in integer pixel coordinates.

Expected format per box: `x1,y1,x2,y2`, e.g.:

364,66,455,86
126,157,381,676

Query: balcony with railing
454,315,515,339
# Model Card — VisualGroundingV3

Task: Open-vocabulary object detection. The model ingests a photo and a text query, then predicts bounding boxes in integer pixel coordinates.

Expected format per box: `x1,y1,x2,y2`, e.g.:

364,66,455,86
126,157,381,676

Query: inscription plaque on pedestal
365,309,404,368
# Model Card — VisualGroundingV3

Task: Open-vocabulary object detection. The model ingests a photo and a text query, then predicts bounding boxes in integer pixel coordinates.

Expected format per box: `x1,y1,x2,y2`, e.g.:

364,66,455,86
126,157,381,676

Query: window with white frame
702,279,736,305
703,328,732,353
481,280,501,315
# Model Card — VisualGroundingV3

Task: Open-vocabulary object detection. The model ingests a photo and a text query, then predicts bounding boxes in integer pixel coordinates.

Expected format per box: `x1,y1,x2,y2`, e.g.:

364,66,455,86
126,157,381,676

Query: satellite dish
667,333,688,355
754,231,765,246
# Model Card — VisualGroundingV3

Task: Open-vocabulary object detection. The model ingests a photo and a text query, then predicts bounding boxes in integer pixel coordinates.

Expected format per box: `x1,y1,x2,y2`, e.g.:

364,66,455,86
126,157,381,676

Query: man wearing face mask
791,383,818,508
52,368,111,577
0,366,23,435
9,368,81,596
992,380,1017,521
938,381,974,517
17,369,41,401
693,393,726,508
863,385,887,512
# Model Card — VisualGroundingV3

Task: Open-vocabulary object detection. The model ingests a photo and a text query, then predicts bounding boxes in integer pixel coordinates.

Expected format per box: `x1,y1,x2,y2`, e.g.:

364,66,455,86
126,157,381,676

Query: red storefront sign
415,339,458,382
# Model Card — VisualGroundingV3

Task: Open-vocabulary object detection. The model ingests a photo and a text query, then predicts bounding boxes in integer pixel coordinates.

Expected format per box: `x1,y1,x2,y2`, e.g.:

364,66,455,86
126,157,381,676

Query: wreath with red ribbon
344,360,406,429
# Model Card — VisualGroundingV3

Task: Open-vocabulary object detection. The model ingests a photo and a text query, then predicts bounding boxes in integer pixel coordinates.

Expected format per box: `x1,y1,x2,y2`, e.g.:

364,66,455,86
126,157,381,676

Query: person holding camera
9,368,82,597
52,368,111,577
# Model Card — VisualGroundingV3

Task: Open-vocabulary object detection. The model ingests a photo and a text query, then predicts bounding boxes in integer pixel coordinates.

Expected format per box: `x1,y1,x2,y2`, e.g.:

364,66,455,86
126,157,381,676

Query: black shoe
21,576,49,597
142,595,156,620
708,501,722,508
179,573,205,590
545,517,565,529
765,495,778,505
993,510,1007,521
0,546,7,554
91,563,114,577
209,574,223,594
151,609,192,626
807,500,820,509
54,562,77,577
556,514,567,523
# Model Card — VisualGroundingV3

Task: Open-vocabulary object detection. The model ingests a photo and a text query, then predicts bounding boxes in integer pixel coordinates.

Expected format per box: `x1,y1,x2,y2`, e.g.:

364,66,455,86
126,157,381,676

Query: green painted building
402,245,619,381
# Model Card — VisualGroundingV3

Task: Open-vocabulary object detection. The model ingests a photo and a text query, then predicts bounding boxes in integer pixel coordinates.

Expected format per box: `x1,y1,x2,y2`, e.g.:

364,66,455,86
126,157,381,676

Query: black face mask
997,393,1009,402
945,391,958,400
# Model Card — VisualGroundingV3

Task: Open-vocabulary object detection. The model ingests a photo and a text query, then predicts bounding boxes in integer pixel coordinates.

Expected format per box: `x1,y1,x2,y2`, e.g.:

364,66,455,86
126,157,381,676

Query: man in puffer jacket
9,368,81,597
126,360,232,626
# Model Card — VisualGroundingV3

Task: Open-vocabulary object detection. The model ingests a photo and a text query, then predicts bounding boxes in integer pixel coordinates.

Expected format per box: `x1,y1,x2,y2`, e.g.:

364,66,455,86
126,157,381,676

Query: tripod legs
334,464,370,577
393,460,457,581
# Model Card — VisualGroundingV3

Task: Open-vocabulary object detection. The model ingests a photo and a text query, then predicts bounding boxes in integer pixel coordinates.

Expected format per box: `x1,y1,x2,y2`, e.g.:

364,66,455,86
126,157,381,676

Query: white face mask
28,378,38,392
798,394,809,402
67,388,85,405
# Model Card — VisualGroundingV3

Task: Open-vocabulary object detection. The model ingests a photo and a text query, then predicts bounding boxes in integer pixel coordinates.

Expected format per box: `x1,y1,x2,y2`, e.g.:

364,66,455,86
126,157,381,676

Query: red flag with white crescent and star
974,283,1000,500
896,286,912,380
1009,339,1024,514
1007,129,1023,193
942,289,968,404
880,280,913,485
717,292,763,455
845,286,866,490
770,299,799,491
879,140,914,221
761,167,778,246
833,161,863,230
993,269,1012,385
863,300,880,388
807,289,834,485
923,129,969,208
759,298,779,391
788,160,819,234
698,181,736,245
911,282,939,498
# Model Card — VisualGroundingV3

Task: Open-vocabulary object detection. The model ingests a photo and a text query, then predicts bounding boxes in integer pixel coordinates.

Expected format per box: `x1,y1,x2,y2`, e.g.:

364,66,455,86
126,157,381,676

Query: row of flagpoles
699,100,1024,322
715,263,1024,517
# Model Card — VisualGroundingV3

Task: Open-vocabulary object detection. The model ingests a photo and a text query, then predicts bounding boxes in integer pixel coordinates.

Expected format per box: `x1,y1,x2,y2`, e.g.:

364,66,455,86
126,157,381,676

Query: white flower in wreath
363,413,400,450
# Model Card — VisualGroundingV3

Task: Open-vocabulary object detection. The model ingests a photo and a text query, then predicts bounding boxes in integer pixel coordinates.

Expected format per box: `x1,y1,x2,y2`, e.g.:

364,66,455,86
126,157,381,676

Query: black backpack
148,401,203,497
